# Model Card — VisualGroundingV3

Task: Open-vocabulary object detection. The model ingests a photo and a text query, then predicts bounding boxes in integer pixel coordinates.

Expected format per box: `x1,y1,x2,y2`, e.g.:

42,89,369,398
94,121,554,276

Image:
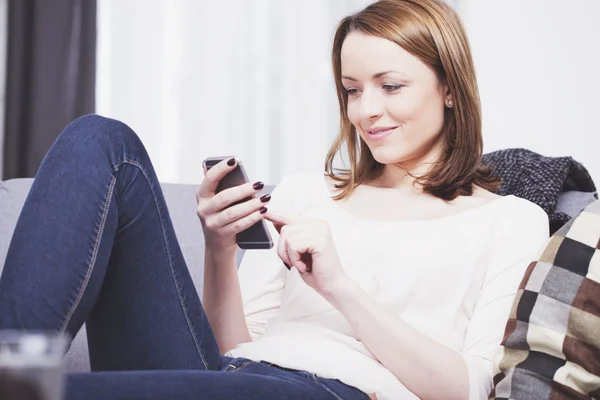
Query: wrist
204,245,237,264
320,275,358,303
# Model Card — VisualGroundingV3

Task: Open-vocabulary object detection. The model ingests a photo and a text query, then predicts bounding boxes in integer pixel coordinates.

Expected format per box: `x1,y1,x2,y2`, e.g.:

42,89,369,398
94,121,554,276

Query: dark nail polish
227,158,236,166
260,207,268,214
283,262,291,270
253,181,264,190
260,194,271,203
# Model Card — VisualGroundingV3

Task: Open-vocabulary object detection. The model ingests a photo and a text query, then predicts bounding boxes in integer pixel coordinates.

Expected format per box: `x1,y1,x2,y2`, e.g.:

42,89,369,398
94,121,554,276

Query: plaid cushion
490,200,600,400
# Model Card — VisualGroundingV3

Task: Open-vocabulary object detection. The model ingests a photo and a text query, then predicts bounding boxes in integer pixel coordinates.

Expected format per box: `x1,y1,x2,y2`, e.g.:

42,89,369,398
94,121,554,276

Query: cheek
419,102,446,134
392,92,445,132
345,101,360,126
386,97,416,123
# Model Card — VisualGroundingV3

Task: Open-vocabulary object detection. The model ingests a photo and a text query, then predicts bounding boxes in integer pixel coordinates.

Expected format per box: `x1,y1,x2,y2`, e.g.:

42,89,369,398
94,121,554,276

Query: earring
447,99,454,108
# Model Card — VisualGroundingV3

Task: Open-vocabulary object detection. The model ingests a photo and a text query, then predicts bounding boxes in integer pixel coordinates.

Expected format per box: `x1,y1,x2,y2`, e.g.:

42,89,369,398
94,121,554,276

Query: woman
0,0,549,399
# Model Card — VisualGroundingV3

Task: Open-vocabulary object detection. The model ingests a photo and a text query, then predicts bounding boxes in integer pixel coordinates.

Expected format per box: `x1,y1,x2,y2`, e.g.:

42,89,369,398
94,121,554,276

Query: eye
382,84,403,92
344,88,360,96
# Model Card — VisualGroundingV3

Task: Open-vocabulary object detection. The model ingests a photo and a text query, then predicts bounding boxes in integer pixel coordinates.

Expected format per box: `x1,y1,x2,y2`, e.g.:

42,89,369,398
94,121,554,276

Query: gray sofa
0,178,274,373
0,178,595,373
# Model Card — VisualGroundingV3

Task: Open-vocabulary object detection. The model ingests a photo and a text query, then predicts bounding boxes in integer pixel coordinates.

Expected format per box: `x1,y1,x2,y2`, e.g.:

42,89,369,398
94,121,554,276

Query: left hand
264,210,351,297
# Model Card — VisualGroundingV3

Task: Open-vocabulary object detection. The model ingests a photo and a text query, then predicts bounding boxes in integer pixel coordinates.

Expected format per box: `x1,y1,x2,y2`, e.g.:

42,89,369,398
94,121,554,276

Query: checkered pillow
490,200,600,400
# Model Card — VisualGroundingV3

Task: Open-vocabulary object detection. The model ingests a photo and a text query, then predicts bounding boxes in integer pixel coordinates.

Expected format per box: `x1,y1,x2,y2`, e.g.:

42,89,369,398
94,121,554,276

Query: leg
65,359,372,400
0,115,220,371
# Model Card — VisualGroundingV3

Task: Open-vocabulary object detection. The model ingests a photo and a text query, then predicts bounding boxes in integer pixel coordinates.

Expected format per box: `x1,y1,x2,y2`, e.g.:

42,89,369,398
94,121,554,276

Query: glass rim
0,330,71,344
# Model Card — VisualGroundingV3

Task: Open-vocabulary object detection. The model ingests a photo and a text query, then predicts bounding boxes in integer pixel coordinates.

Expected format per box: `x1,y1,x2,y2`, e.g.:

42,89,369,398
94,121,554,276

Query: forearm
202,249,252,354
324,281,469,400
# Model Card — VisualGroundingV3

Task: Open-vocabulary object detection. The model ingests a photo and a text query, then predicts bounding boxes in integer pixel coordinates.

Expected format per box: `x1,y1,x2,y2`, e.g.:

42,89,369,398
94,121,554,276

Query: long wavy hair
325,0,501,201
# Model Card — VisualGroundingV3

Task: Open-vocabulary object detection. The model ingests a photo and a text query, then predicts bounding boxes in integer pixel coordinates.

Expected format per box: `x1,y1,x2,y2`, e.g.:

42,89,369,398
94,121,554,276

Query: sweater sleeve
236,174,298,340
460,200,550,399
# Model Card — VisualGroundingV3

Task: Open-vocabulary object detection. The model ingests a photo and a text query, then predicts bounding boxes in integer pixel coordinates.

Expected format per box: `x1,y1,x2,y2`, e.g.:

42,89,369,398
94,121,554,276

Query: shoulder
486,195,550,256
499,195,548,225
461,186,550,255
473,186,548,224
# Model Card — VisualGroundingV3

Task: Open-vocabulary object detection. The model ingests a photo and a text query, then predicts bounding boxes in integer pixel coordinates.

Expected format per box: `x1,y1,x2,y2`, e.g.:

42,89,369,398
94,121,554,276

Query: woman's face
341,32,450,168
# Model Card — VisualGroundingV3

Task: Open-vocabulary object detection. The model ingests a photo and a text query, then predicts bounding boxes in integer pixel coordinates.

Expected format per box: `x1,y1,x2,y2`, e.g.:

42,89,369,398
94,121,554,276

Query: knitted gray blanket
481,148,597,234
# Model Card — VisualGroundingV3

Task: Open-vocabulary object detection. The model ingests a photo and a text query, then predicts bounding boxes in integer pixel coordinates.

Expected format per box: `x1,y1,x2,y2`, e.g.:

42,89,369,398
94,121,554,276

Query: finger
221,207,269,236
264,210,306,229
277,227,293,269
288,247,307,275
211,195,271,228
197,157,238,199
204,181,266,215
286,235,313,274
271,220,303,236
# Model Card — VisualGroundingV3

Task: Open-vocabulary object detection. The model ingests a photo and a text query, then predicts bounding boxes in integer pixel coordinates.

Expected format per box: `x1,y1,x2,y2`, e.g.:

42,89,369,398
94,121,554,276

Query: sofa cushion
555,190,598,218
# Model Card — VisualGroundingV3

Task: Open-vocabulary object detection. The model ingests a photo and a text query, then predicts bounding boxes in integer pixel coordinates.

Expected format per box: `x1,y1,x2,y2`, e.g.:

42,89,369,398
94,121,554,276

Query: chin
369,145,412,165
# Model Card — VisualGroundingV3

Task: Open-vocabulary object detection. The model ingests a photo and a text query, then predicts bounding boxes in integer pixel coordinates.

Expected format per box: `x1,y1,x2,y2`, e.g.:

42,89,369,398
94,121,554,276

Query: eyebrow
341,71,406,81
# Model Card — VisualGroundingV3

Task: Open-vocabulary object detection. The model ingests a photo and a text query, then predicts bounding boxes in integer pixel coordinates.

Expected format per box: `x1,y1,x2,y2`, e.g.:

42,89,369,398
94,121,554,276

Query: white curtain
97,0,374,185
457,0,600,183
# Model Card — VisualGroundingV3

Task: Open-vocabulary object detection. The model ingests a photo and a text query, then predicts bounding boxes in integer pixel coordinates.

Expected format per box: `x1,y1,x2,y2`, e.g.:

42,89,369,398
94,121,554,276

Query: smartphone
202,156,274,250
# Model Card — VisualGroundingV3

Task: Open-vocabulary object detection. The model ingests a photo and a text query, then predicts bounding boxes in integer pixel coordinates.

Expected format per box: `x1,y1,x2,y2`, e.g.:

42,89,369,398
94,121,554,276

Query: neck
376,149,442,193
375,164,426,195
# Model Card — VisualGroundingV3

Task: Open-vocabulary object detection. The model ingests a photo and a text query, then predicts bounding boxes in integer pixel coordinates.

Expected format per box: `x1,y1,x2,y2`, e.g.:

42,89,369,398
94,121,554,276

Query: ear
442,84,453,108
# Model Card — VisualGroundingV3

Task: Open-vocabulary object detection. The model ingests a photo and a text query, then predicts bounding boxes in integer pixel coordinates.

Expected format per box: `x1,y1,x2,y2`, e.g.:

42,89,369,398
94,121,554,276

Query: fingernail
283,262,291,270
227,158,236,166
260,194,271,203
253,181,264,190
260,207,268,214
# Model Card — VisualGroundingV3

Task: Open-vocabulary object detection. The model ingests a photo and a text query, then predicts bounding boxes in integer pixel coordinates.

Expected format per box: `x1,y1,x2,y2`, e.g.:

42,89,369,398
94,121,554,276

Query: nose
357,88,383,121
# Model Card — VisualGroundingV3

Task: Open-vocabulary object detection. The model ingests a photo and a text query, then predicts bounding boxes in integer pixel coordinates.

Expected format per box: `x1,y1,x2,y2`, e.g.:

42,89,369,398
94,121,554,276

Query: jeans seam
115,159,209,369
60,176,117,333
310,374,344,400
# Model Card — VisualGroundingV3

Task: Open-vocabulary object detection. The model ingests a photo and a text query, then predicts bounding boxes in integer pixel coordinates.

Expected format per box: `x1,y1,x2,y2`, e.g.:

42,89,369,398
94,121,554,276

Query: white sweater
225,172,550,399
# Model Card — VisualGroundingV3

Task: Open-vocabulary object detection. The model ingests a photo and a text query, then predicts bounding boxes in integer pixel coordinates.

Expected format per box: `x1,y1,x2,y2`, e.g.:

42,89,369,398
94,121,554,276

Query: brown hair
325,0,500,201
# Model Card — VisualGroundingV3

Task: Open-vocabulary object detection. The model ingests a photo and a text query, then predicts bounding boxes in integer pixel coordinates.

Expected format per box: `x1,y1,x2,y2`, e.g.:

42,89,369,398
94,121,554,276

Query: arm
203,249,252,354
265,194,546,399
324,281,469,400
235,238,287,340
323,203,549,400
267,204,548,399
204,176,297,351
267,210,469,399
196,158,268,354
203,216,288,353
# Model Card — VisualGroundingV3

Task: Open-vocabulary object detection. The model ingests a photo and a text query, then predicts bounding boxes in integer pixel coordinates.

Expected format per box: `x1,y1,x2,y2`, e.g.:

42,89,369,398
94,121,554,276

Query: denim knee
54,114,150,167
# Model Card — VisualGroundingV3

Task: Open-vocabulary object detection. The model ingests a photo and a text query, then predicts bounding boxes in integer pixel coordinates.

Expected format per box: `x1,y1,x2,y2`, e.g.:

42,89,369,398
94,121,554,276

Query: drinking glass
0,331,69,400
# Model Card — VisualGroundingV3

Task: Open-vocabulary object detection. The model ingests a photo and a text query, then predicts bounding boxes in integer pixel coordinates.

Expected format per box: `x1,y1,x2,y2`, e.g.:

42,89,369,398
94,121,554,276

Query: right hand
196,158,271,254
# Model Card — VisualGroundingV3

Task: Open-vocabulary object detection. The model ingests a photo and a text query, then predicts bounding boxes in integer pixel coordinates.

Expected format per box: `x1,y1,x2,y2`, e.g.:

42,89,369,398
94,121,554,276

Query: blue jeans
0,115,370,400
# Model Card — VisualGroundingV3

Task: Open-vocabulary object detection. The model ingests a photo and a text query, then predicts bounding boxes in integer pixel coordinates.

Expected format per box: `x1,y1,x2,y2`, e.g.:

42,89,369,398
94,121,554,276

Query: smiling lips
366,126,397,142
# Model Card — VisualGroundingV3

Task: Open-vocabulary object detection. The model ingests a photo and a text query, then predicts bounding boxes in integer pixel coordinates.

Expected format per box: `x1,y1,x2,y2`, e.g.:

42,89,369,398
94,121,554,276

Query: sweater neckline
319,173,514,224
